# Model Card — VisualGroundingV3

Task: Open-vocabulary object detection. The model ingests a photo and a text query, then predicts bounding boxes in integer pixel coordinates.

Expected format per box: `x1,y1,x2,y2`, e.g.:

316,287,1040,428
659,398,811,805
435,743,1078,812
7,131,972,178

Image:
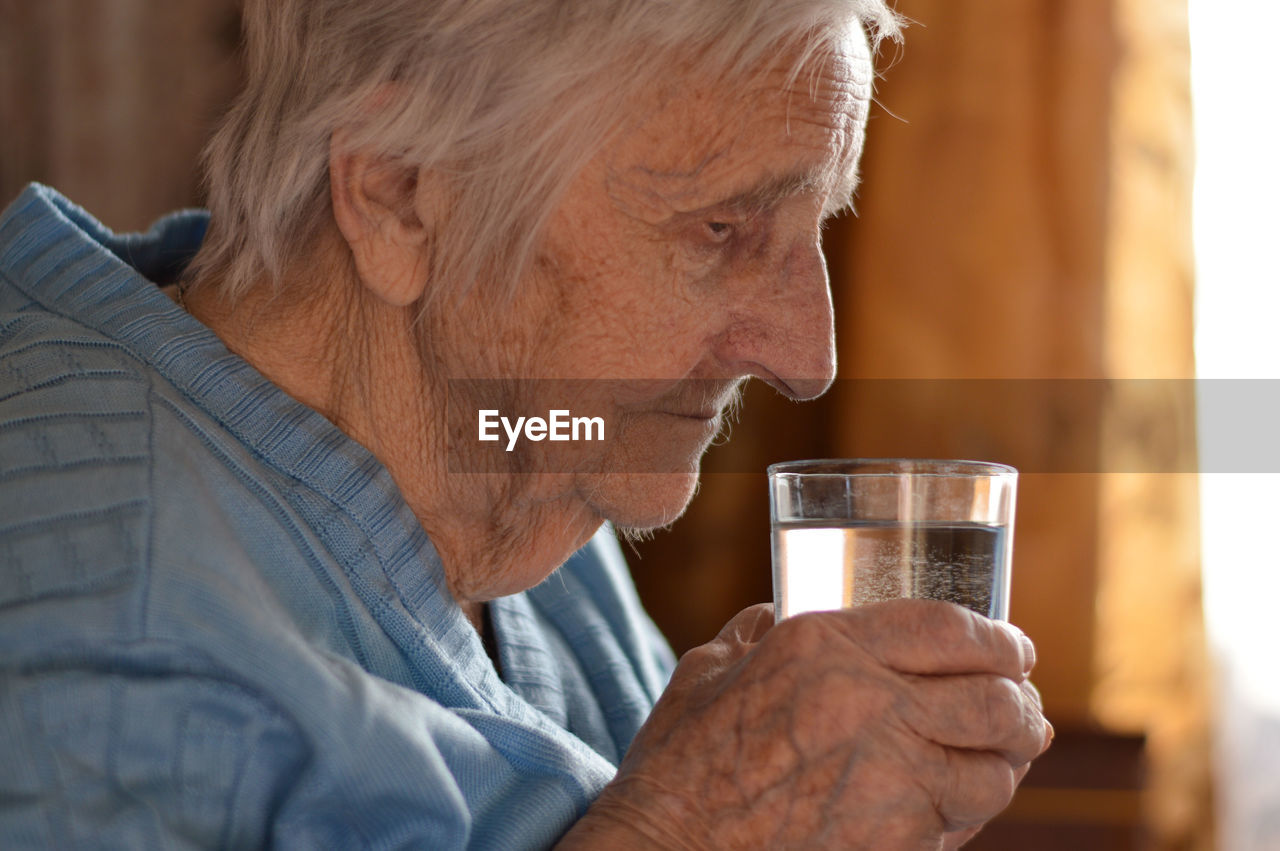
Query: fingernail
1020,634,1036,676
998,622,1036,678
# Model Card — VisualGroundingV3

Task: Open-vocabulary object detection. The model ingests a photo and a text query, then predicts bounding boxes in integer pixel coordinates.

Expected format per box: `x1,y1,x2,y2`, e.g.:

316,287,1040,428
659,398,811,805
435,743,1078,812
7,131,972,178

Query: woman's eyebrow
605,162,832,224
712,169,827,213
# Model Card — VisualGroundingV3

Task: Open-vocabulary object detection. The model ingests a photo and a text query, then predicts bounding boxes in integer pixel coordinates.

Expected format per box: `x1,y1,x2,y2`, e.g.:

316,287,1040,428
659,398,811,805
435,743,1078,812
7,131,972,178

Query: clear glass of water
769,459,1018,621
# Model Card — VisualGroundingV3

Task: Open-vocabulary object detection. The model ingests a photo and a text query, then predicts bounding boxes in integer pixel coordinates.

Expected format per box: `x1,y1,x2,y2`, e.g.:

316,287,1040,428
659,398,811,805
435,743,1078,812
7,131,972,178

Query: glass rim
767,458,1018,479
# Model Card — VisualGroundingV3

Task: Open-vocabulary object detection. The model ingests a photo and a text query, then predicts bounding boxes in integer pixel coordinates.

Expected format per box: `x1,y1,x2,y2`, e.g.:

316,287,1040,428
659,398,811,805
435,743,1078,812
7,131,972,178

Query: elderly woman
0,0,1050,847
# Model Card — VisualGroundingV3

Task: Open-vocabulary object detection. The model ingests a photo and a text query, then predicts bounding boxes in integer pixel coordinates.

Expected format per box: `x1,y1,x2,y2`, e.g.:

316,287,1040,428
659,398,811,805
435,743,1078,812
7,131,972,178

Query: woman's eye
705,221,734,241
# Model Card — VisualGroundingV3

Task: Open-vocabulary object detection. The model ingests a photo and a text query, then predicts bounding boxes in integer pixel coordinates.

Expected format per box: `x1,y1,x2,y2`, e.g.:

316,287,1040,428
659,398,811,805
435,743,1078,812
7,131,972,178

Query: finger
933,747,1018,830
675,604,774,677
938,753,1035,848
1013,761,1032,787
834,599,1035,680
901,673,1048,766
943,826,983,850
1022,678,1043,711
714,602,775,645
1021,680,1055,753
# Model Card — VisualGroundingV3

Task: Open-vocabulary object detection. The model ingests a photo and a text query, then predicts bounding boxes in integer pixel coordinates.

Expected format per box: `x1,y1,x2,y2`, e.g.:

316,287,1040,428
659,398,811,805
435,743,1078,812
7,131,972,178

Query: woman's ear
330,134,434,307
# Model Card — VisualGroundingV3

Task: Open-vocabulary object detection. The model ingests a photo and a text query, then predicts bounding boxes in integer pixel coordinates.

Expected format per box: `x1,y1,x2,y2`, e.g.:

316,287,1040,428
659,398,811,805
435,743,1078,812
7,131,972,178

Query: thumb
715,602,775,645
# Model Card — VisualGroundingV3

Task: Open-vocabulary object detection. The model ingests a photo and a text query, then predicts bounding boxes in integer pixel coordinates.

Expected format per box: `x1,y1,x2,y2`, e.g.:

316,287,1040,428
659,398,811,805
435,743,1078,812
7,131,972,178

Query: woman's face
436,36,873,539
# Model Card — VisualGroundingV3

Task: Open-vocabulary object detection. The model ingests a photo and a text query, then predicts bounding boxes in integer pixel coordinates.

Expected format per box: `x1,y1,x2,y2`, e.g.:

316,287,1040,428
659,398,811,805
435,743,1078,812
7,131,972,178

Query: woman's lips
663,409,720,421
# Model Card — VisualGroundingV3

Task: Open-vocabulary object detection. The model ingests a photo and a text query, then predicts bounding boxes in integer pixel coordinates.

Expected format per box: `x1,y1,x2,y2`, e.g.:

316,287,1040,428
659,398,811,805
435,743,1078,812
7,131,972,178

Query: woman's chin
578,469,702,534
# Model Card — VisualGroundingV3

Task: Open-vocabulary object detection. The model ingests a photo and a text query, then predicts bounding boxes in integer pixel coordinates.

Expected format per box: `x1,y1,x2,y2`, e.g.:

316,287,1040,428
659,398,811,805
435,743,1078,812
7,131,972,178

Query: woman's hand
559,599,1051,850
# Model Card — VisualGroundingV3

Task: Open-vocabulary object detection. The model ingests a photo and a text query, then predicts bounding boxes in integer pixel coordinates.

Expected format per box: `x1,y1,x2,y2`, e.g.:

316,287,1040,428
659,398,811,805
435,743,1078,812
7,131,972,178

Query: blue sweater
0,184,675,849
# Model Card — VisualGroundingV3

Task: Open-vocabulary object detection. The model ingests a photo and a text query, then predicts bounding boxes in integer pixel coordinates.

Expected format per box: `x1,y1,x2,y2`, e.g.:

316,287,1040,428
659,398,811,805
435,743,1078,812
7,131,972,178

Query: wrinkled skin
560,600,1051,849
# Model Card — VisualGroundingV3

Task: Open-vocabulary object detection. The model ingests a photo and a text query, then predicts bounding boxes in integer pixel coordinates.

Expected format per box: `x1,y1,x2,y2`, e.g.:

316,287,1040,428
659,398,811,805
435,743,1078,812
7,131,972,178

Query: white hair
190,0,902,306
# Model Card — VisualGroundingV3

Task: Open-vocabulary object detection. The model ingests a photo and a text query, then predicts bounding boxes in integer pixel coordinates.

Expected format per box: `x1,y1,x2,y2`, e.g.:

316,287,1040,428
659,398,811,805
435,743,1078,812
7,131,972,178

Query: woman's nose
714,238,836,400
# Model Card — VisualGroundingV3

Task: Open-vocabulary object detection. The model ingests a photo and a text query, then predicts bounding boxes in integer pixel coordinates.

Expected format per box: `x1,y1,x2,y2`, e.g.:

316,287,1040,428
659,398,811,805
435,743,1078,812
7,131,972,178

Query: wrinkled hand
559,599,1052,850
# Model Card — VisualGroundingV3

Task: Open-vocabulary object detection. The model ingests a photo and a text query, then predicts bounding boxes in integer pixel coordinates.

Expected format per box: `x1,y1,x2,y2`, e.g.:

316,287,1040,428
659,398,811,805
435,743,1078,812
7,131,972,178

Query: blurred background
2,1,1276,848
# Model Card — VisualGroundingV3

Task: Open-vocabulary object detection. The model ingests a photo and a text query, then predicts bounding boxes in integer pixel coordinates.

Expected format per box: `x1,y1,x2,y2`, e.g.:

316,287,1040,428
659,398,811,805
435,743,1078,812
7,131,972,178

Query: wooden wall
0,0,240,232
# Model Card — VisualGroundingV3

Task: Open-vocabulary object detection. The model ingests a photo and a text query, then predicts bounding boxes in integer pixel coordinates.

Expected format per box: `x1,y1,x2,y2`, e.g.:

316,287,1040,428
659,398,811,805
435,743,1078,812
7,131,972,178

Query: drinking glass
769,459,1017,621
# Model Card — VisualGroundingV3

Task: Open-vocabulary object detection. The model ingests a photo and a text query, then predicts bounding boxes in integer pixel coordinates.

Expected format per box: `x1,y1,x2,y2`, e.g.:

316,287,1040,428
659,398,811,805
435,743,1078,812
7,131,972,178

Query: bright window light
1190,0,1280,847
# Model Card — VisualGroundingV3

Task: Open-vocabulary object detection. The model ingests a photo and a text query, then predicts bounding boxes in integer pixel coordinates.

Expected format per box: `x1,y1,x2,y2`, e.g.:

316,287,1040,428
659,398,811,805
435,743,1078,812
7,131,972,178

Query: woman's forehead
598,45,872,220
